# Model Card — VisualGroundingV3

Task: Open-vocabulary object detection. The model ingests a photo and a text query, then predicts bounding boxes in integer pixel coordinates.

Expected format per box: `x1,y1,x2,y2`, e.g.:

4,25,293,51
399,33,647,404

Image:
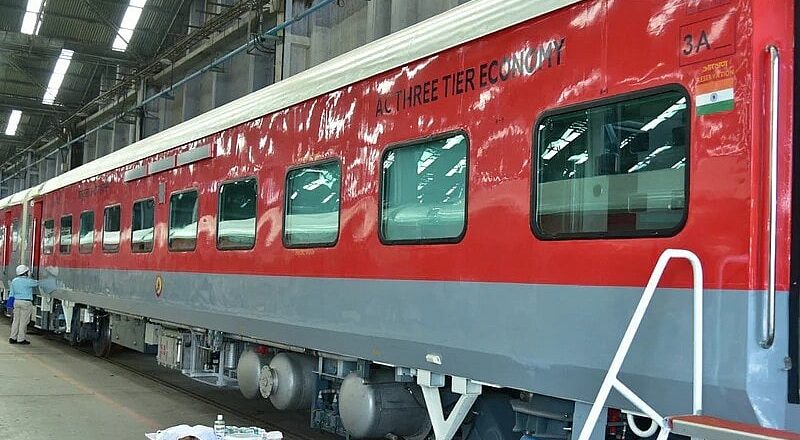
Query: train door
0,211,8,280
8,215,20,280
26,199,43,279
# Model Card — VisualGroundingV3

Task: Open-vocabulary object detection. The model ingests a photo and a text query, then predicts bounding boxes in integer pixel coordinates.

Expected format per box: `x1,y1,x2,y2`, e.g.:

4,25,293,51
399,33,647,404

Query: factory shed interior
0,1,799,440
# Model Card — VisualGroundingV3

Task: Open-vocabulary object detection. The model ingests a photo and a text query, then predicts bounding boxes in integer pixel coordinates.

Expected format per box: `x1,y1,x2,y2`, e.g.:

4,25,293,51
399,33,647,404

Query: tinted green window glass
381,133,468,243
169,190,198,251
535,91,688,238
42,220,54,255
217,179,257,250
132,199,155,253
59,216,72,254
284,162,340,247
79,211,94,254
103,206,121,253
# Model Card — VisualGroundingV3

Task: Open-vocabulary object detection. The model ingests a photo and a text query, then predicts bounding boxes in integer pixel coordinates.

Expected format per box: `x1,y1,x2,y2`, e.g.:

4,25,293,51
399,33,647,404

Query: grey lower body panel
39,267,798,431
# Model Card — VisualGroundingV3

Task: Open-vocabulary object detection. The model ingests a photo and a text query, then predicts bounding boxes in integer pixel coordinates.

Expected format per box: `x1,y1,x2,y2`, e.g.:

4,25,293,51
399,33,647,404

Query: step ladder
668,416,800,440
575,249,799,440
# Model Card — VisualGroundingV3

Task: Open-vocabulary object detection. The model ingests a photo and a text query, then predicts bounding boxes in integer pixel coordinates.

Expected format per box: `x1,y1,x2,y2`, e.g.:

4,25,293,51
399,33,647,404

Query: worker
9,265,38,345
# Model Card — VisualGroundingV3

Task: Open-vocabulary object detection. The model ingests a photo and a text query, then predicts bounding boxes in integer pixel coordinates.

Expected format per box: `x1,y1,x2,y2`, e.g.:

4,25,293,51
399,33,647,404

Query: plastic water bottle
214,414,226,439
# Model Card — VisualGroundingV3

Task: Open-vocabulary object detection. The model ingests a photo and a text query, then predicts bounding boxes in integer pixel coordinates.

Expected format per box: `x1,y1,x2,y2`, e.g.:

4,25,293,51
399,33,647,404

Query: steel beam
0,30,137,65
0,94,73,116
0,135,38,147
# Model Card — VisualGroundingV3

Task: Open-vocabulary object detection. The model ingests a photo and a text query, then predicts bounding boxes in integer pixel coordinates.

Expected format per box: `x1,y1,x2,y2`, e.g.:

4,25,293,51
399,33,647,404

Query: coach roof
0,0,580,210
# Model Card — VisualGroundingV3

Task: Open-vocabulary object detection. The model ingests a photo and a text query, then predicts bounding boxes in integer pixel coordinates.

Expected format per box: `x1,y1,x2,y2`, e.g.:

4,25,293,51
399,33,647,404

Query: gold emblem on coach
154,275,164,297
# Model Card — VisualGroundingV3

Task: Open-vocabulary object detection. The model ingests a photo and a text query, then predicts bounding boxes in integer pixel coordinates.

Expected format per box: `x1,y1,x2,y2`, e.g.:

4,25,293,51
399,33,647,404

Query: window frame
530,85,691,241
59,214,73,254
102,204,122,254
168,187,200,253
78,210,95,254
378,130,470,246
282,158,342,249
216,176,258,251
131,197,155,254
42,219,55,255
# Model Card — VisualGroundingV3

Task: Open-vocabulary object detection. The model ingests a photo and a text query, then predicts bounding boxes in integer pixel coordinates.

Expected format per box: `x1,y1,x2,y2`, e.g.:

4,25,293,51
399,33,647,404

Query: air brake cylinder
236,349,274,399
338,372,429,439
258,352,317,410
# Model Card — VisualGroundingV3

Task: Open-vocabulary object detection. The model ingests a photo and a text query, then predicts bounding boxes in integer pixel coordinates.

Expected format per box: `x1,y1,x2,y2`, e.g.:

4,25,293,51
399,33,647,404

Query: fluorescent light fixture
42,49,74,105
640,97,687,132
20,0,45,35
4,110,22,136
112,0,147,52
542,126,584,160
119,7,142,29
627,145,673,173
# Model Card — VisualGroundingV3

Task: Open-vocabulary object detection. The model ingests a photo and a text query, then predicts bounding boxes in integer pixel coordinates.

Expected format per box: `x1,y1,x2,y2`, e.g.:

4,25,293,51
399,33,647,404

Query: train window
42,220,55,255
284,161,340,247
217,178,257,250
79,211,94,254
169,190,198,252
380,132,468,244
59,216,72,254
534,89,689,239
131,199,155,253
103,205,121,253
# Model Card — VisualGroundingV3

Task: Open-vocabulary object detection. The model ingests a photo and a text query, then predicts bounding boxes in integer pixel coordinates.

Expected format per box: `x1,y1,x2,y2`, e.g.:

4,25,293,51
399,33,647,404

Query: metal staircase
574,249,798,440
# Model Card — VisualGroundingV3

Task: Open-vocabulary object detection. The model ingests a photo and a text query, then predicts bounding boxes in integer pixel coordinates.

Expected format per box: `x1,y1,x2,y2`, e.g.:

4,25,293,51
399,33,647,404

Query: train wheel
92,316,112,357
464,394,517,440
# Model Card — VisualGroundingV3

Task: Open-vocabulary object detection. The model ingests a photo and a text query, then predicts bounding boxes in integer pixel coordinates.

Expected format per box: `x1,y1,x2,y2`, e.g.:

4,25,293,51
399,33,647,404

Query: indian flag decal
696,77,734,115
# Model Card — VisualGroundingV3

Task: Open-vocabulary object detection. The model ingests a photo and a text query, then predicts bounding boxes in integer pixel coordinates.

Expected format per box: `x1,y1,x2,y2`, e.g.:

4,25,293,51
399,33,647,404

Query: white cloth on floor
155,424,217,440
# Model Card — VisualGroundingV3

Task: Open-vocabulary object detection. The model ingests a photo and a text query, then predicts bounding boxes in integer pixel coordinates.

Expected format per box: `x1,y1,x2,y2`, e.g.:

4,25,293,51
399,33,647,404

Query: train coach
0,0,797,439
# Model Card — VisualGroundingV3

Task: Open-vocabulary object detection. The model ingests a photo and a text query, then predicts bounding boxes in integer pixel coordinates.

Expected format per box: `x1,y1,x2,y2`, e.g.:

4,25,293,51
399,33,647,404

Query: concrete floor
0,318,329,440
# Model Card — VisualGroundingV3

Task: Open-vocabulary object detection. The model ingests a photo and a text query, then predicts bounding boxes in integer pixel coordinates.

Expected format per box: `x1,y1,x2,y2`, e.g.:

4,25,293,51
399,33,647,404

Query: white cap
15,265,29,276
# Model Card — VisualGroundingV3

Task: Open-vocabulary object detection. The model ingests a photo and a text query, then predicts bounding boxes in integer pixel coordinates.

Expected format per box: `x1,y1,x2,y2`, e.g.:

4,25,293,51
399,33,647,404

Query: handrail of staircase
576,249,704,440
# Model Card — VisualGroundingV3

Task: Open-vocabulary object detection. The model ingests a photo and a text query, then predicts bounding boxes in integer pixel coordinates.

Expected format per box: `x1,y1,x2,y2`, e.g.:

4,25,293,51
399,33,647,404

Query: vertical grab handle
761,45,779,349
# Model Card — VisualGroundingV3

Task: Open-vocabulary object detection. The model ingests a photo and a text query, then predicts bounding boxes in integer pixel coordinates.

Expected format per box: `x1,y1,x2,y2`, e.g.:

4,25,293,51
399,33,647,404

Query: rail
576,249,704,440
762,44,779,349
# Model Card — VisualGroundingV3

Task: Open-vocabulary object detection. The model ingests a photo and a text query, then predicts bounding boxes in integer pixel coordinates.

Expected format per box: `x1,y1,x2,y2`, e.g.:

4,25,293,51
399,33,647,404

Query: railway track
56,336,329,440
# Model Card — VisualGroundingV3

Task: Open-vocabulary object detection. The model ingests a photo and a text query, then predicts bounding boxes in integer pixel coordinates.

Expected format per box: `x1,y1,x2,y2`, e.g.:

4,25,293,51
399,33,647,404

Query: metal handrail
576,249,704,440
761,45,779,349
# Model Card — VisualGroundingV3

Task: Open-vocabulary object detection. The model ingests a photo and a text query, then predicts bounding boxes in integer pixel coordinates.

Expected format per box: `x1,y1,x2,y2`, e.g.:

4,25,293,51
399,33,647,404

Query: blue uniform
10,276,38,301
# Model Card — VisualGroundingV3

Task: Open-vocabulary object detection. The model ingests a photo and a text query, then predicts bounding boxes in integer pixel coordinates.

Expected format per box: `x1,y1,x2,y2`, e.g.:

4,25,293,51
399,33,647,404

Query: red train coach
0,0,797,438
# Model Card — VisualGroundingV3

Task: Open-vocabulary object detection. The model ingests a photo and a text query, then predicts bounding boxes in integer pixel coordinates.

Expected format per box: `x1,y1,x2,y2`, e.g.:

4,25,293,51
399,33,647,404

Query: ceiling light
5,111,22,136
42,49,74,105
112,0,147,52
20,0,45,35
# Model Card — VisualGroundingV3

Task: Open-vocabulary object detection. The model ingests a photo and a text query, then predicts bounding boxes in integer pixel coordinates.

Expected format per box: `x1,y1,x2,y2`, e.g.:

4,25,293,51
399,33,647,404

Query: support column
55,148,65,175
36,155,46,184
84,131,99,163
141,84,161,139
113,120,133,152
0,172,7,198
366,0,391,42
44,156,56,180
24,152,39,188
390,0,418,32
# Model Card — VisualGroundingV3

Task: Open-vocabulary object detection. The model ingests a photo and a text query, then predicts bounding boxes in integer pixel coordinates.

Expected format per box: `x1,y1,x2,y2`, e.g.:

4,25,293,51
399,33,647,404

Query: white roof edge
2,0,580,210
